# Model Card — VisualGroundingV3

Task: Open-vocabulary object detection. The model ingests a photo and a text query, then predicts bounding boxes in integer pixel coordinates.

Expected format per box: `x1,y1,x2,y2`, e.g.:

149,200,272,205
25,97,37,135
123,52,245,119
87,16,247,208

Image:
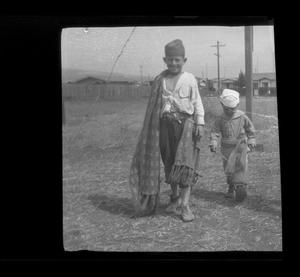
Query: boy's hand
194,124,204,139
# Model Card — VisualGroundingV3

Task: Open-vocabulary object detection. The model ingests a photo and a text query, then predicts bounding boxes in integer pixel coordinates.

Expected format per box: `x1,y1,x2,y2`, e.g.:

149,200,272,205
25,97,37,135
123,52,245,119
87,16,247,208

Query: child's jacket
210,110,255,147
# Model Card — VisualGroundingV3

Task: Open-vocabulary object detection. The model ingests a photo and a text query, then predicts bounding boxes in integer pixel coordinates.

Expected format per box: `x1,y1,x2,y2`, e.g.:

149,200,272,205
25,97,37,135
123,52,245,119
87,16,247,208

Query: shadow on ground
87,187,281,219
192,187,281,218
87,193,172,219
88,193,134,217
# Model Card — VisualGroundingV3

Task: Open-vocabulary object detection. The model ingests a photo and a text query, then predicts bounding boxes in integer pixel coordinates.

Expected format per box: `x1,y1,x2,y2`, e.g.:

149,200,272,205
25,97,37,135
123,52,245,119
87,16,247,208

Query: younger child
209,89,256,202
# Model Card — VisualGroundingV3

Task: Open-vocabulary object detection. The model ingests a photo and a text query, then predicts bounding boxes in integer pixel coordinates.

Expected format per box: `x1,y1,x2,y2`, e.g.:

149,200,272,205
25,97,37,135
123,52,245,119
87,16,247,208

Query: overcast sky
61,25,275,79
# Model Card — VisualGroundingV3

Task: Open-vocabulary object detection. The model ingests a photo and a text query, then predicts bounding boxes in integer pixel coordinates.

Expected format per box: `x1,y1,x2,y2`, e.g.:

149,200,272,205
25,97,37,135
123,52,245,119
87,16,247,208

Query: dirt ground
63,97,281,251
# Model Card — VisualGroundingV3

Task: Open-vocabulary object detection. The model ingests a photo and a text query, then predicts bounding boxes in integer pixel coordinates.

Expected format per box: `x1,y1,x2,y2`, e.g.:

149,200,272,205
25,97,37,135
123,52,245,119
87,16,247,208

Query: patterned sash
129,70,167,215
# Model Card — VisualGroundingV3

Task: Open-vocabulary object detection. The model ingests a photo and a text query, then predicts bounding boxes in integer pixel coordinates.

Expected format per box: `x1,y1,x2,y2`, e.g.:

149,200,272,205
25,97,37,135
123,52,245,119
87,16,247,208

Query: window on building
262,82,269,88
253,82,258,89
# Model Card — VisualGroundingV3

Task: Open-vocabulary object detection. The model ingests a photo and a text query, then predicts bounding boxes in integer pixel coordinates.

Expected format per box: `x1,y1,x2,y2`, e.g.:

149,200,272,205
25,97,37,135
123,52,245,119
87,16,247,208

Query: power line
106,27,137,82
96,27,137,101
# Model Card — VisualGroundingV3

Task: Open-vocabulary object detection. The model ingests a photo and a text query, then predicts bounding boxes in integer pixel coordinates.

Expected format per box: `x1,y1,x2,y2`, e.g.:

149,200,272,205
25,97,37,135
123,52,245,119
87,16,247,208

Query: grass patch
63,97,281,251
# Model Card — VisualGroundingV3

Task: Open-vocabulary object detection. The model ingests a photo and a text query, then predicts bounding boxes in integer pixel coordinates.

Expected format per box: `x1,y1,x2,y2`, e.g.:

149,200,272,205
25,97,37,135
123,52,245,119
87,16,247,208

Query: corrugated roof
74,76,106,83
252,72,276,81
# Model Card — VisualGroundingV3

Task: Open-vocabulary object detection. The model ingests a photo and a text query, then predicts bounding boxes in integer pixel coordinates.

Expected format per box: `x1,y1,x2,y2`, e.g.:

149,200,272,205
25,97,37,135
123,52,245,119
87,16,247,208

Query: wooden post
245,26,253,121
62,97,66,126
217,41,220,93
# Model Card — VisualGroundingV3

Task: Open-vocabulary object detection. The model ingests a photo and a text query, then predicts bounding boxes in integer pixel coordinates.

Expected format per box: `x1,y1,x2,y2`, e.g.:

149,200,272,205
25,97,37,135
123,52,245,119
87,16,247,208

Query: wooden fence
62,83,151,101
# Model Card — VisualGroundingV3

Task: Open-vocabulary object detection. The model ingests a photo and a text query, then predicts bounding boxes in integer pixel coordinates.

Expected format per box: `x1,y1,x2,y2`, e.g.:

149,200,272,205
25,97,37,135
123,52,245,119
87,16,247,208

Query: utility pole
245,26,253,121
211,41,226,95
139,65,143,84
255,55,259,73
272,50,275,72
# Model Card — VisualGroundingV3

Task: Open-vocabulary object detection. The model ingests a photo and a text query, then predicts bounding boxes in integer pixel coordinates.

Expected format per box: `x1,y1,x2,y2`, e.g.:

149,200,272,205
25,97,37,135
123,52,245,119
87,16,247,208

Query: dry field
63,96,281,251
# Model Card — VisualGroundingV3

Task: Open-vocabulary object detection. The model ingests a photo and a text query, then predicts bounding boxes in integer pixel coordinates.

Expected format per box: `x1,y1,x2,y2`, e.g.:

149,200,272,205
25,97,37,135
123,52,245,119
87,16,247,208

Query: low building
72,76,106,85
211,78,238,91
252,72,276,95
195,77,207,88
107,80,137,85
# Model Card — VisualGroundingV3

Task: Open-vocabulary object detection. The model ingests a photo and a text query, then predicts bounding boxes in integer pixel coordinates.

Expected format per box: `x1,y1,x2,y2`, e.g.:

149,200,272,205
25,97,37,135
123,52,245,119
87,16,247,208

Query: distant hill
62,68,153,83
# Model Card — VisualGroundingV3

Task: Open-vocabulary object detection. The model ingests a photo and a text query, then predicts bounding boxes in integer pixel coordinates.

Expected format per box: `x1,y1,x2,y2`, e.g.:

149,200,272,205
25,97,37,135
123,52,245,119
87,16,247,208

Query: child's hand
209,142,217,152
164,102,171,113
248,142,256,152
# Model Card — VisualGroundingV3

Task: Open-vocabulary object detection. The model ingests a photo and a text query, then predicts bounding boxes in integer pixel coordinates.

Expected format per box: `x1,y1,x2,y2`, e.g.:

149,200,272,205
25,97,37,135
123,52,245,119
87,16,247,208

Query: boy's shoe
234,184,247,202
181,205,195,222
224,184,235,199
165,196,182,215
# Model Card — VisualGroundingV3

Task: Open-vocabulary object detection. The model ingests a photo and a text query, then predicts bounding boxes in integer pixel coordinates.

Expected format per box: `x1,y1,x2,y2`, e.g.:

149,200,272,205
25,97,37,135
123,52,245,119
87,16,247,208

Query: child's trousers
221,140,249,185
159,115,184,183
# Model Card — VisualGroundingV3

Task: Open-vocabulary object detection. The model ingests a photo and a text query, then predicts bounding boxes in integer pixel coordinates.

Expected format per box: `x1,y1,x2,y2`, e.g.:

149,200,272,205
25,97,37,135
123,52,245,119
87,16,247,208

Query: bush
199,88,218,97
259,87,276,96
237,87,246,96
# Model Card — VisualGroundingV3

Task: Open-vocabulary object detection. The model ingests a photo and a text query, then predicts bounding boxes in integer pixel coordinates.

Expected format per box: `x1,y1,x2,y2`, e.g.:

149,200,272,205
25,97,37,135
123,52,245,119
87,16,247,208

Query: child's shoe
225,184,235,199
181,205,195,222
234,183,247,202
165,196,182,215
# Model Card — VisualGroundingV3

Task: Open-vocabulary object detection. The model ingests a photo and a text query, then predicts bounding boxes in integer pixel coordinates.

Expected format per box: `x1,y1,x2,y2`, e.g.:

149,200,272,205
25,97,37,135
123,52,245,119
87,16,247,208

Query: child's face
163,55,187,75
222,103,239,117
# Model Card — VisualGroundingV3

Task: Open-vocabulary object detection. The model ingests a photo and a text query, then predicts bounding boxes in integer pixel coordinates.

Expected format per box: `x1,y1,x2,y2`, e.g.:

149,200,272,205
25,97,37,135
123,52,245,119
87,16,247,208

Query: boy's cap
165,39,185,57
219,89,240,108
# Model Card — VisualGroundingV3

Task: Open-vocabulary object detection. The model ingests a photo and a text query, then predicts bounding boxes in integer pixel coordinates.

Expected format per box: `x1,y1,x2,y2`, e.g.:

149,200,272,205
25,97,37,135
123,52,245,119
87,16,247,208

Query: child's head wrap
165,39,185,57
219,89,240,108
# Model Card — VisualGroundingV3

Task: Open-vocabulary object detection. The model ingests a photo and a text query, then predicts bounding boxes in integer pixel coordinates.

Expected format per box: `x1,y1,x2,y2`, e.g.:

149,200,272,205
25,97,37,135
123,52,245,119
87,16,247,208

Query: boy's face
163,55,187,75
221,103,239,117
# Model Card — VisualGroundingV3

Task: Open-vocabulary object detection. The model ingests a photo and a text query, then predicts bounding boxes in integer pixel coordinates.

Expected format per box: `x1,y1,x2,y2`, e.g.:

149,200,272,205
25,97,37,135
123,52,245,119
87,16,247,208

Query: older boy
129,39,205,222
209,89,256,202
